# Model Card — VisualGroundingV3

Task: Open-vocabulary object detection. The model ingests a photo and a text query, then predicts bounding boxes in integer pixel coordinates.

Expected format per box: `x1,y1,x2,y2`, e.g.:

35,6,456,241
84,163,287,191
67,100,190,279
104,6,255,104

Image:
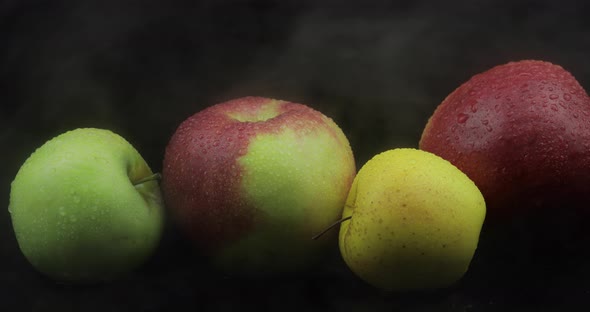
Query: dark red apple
420,60,590,219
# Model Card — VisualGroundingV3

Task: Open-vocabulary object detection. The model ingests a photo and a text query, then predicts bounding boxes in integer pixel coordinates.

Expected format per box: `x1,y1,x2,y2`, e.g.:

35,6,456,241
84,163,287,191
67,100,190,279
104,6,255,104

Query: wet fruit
420,60,590,219
339,148,485,291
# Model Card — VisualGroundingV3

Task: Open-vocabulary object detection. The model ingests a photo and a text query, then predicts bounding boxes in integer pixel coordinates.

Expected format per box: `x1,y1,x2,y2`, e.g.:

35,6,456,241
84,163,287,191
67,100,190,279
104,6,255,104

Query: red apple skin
420,60,590,219
162,96,356,274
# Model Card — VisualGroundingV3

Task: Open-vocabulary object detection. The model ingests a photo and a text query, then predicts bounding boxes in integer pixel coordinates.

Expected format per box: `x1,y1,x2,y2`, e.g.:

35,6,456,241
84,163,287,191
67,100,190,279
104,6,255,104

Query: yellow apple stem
133,173,162,186
311,216,352,240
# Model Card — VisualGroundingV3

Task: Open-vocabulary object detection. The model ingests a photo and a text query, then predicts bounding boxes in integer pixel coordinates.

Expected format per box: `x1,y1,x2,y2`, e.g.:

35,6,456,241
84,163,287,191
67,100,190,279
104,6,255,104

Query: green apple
9,128,164,283
162,96,356,274
339,148,485,291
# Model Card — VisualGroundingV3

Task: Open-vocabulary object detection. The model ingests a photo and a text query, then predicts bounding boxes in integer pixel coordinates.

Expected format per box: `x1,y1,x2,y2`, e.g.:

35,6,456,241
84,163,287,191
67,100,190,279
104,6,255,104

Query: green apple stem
133,173,162,186
312,216,352,240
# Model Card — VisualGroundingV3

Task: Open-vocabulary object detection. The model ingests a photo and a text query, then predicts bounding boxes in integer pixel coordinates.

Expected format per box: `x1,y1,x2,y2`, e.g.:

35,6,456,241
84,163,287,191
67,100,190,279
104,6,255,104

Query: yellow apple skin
339,148,486,291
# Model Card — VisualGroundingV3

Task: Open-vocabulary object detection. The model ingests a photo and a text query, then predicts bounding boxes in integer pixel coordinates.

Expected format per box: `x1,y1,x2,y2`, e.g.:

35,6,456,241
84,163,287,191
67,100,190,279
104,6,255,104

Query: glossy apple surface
9,128,164,283
420,60,590,218
162,96,356,274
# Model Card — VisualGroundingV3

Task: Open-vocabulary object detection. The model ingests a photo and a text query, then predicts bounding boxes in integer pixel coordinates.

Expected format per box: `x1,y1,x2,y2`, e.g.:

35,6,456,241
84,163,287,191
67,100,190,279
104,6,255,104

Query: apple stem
133,173,162,186
312,216,352,240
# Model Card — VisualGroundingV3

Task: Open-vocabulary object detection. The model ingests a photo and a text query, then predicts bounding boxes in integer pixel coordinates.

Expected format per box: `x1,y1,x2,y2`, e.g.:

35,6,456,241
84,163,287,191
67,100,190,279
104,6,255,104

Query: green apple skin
339,148,486,291
162,96,356,274
9,128,164,283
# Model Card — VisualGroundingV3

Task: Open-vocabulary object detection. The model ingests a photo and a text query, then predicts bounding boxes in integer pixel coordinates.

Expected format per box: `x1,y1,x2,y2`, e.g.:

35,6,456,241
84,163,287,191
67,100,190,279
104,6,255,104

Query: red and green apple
162,96,356,274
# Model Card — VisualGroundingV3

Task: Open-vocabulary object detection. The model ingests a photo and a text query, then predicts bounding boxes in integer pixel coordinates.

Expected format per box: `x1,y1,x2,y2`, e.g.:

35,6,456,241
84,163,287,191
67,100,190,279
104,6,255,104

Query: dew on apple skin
457,113,469,124
564,93,572,101
549,94,559,100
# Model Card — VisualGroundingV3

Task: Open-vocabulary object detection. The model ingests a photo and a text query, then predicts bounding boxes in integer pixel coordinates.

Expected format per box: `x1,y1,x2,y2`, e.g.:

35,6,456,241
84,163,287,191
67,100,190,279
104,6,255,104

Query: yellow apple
339,148,485,291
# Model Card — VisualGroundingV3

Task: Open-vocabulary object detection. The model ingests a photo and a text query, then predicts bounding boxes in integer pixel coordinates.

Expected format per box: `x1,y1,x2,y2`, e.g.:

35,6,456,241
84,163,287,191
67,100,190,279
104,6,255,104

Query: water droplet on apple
573,113,579,118
549,94,559,100
457,113,469,124
482,119,489,125
550,104,559,111
563,94,572,101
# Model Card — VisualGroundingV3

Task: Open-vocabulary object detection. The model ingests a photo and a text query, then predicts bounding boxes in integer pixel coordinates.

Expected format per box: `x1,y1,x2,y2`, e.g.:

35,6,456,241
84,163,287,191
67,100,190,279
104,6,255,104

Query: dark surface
2,0,590,311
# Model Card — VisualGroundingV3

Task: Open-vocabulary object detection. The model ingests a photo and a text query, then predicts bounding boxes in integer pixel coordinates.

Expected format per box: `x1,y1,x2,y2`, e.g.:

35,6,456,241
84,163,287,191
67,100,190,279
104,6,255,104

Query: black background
2,0,590,311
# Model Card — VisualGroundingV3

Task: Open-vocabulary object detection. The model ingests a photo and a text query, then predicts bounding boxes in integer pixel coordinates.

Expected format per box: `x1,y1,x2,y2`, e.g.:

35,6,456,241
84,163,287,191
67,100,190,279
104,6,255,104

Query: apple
338,148,486,291
8,128,164,283
162,96,356,274
419,60,590,219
